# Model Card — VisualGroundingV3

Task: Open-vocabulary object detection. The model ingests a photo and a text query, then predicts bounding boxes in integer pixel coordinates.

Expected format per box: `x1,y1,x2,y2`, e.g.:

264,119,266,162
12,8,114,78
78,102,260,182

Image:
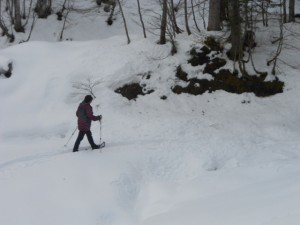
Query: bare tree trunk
116,0,130,44
202,0,207,29
59,9,70,41
282,0,287,23
0,1,14,42
8,0,14,24
227,0,242,61
165,1,178,54
24,0,34,26
184,0,191,35
35,0,51,18
167,2,176,37
261,0,267,26
191,0,200,32
0,17,15,42
288,0,295,22
220,0,228,21
244,0,249,28
14,0,24,32
263,0,270,26
167,24,177,55
22,0,26,19
159,0,168,44
207,0,221,31
23,13,37,42
170,0,181,34
267,2,284,75
136,0,146,38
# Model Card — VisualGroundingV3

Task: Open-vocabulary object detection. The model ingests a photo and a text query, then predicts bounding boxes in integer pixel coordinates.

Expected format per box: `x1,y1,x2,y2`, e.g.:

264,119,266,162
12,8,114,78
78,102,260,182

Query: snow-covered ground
1,1,300,225
1,33,300,225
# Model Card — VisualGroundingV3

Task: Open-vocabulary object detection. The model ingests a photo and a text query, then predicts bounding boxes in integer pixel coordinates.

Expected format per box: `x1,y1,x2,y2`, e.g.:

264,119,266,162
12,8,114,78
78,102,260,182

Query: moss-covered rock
188,48,210,66
172,67,284,97
203,57,227,75
115,83,154,100
175,65,188,81
204,36,223,52
0,62,13,78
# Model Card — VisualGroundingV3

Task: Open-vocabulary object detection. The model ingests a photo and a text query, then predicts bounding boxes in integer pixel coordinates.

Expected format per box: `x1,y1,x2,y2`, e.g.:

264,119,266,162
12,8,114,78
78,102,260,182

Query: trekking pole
64,127,77,147
99,120,102,144
98,117,105,149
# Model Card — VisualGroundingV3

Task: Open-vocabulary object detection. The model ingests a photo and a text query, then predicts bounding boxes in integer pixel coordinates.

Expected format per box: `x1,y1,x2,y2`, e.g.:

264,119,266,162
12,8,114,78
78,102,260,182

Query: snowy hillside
0,0,179,49
1,33,300,225
1,0,300,225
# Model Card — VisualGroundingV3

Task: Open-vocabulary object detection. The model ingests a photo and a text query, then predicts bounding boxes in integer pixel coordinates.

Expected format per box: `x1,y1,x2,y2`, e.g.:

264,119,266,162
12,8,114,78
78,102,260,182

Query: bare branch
72,78,102,98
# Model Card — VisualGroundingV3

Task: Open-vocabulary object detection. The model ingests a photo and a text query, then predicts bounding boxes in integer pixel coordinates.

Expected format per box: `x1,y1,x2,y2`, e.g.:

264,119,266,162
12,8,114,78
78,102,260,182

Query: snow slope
0,32,300,225
1,0,300,222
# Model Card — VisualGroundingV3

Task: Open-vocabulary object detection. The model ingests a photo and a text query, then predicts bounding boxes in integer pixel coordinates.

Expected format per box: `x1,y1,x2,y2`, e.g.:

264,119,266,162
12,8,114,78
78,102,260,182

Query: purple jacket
76,102,98,131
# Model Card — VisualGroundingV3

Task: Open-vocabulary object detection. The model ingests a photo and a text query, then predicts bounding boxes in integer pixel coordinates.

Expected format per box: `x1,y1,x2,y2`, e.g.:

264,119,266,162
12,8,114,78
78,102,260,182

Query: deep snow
1,34,300,225
1,0,300,225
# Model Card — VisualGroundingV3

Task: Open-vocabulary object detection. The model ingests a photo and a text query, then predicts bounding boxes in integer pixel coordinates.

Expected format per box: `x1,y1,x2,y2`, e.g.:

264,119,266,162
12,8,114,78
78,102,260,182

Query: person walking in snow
73,95,102,152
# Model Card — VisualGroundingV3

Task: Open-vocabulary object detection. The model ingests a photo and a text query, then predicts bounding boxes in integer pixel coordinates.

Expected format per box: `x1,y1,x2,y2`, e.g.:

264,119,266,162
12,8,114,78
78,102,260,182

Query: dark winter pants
73,130,97,152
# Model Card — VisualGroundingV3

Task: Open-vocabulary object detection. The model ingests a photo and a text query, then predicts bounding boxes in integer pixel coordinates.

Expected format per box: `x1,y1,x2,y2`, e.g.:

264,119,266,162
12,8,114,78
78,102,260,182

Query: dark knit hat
84,95,93,103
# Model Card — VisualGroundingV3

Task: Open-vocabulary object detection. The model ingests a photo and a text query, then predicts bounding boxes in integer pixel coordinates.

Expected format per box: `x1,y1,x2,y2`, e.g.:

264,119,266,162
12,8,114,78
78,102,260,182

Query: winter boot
92,145,100,150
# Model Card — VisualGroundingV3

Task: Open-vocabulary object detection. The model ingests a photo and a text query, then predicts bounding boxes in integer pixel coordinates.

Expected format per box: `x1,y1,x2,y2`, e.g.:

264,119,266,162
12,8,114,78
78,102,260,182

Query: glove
97,115,102,121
